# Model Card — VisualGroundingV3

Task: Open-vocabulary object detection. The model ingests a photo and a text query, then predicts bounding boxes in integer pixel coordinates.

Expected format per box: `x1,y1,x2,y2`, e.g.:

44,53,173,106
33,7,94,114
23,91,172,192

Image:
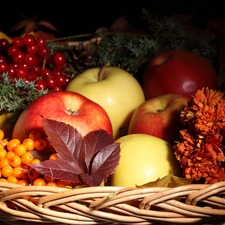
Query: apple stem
98,61,110,81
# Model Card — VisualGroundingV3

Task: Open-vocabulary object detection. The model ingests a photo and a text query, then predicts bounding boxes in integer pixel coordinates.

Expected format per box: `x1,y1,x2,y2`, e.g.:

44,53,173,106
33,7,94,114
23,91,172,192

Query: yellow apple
0,112,17,139
65,66,145,139
111,134,181,187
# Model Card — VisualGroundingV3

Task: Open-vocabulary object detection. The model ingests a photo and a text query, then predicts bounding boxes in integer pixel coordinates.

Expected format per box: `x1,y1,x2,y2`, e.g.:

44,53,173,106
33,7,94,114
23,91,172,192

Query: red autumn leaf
30,119,120,187
24,21,37,35
38,20,58,31
11,14,58,35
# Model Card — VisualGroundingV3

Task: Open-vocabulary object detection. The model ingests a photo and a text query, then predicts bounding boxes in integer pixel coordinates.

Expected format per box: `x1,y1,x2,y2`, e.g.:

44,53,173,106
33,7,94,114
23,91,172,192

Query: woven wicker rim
0,181,225,224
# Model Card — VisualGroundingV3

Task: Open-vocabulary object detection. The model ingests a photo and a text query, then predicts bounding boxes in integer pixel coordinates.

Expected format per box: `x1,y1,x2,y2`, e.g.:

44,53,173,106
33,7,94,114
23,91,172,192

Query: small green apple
65,66,145,139
111,134,181,187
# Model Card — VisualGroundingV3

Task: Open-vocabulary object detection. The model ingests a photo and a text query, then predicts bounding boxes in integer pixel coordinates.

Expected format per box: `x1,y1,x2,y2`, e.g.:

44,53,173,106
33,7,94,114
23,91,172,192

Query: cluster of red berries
0,35,71,91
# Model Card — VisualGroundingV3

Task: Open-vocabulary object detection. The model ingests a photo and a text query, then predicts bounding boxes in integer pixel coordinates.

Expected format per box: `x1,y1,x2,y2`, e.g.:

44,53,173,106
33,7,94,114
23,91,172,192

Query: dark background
1,1,225,38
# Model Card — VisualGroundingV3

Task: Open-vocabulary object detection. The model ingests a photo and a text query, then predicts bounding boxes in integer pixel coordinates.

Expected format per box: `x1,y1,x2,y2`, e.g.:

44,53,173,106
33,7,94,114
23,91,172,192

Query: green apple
65,66,145,139
111,134,181,187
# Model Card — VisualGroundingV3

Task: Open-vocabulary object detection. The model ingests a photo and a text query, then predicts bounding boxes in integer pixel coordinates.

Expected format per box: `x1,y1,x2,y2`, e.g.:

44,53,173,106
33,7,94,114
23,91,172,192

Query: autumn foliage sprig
31,119,120,187
174,87,225,184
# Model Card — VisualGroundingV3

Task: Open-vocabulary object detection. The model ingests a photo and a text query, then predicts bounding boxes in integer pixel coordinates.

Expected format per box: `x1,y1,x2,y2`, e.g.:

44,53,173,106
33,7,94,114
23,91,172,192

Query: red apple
128,93,190,144
141,49,218,100
12,91,113,141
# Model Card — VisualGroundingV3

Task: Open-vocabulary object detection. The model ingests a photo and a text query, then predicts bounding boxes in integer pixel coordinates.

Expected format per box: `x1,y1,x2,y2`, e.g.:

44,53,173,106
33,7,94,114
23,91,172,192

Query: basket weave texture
0,181,225,225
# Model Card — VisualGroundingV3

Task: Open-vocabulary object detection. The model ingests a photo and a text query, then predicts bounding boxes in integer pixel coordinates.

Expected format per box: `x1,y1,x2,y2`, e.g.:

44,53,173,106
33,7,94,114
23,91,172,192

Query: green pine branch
0,73,48,113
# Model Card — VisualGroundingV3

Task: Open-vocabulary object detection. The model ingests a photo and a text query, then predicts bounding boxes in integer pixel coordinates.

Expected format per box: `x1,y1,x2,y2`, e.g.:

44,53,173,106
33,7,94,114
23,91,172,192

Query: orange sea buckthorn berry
49,153,59,160
13,143,27,156
13,166,26,178
7,175,19,184
0,130,4,140
0,158,9,168
27,197,38,204
17,179,29,186
65,186,73,189
29,131,41,141
56,180,71,187
0,178,8,182
0,148,7,160
28,168,40,181
34,139,46,151
0,143,5,149
22,164,29,170
20,171,29,181
43,174,51,182
1,165,13,177
0,139,8,146
33,177,47,186
5,151,15,159
7,139,20,151
21,152,33,164
9,155,22,167
47,181,57,187
30,158,40,164
23,138,35,151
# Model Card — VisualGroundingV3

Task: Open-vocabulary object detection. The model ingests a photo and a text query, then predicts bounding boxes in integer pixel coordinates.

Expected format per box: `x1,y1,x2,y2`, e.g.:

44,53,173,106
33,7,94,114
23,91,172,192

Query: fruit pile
0,34,70,91
0,29,224,189
0,129,72,187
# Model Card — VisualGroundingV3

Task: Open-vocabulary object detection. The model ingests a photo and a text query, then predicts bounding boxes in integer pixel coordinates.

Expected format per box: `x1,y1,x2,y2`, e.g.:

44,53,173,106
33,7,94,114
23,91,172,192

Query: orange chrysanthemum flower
174,87,225,184
181,87,225,135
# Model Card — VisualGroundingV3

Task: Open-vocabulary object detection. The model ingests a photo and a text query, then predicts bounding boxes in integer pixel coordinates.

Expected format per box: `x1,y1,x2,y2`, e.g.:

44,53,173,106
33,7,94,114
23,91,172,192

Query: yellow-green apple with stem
65,64,145,139
128,94,190,144
0,112,17,139
12,91,113,141
111,133,181,187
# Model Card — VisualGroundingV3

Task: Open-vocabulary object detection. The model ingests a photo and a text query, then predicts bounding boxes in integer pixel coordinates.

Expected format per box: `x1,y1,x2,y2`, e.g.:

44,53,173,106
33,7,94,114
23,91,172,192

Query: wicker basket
0,180,225,225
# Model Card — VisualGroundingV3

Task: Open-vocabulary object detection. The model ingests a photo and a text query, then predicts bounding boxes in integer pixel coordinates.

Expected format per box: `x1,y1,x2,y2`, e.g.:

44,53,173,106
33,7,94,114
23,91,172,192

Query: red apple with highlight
12,91,113,141
128,93,190,144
